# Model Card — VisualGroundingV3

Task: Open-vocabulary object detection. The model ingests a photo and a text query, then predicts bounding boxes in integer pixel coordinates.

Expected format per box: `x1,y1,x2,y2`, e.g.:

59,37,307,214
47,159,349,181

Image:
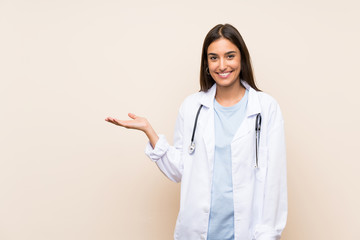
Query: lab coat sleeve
254,103,288,240
145,103,185,183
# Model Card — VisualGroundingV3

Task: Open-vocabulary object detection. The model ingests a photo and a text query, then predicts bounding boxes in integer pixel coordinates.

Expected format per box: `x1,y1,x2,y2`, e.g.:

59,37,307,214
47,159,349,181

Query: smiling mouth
217,71,232,78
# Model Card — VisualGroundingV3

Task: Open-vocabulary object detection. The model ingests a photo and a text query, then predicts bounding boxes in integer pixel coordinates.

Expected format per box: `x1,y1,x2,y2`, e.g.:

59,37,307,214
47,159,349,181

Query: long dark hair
200,24,260,92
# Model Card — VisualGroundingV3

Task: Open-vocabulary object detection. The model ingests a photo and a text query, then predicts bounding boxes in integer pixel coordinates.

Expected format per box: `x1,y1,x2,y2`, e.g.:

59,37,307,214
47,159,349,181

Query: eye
209,56,217,60
227,54,235,59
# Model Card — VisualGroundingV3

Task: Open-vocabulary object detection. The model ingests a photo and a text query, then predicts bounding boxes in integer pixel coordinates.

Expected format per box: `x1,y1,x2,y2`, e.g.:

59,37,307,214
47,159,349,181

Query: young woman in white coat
105,24,287,240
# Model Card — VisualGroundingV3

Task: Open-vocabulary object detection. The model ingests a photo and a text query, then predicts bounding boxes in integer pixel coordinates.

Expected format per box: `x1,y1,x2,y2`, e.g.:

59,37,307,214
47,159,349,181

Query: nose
219,58,227,72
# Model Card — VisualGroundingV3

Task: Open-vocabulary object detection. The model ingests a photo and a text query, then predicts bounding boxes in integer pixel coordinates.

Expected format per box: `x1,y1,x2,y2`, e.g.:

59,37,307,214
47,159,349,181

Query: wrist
143,121,153,135
145,126,159,149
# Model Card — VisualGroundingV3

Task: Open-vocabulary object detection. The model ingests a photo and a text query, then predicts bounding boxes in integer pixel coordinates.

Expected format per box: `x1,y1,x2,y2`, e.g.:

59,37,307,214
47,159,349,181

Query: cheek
208,62,216,71
231,61,241,70
208,64,217,79
208,67,218,77
237,65,241,73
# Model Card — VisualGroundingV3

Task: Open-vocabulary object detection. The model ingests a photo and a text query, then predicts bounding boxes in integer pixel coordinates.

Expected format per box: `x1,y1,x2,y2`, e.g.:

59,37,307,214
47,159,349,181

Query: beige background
1,0,359,239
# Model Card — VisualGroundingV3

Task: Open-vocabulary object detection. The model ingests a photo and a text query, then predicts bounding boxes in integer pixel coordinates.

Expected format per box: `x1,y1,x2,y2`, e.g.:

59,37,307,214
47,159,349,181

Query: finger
106,117,121,126
105,117,114,122
112,118,123,126
115,119,134,129
128,113,137,119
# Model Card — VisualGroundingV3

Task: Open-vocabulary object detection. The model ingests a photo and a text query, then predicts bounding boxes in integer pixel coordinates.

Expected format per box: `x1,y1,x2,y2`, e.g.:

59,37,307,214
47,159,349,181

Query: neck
215,81,246,107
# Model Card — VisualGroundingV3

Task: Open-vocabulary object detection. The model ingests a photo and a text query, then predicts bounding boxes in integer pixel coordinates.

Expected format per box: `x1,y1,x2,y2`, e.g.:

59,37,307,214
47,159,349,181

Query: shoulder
255,90,285,126
256,91,280,109
182,91,203,106
177,91,204,117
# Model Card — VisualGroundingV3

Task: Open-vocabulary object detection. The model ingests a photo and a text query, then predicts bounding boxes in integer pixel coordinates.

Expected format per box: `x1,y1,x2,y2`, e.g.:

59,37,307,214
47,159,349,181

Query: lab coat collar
199,80,261,117
199,83,217,108
243,80,262,117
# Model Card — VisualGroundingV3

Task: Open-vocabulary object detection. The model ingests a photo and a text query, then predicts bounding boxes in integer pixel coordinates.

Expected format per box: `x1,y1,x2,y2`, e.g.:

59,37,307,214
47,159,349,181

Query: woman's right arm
105,109,185,182
144,107,185,182
105,113,159,148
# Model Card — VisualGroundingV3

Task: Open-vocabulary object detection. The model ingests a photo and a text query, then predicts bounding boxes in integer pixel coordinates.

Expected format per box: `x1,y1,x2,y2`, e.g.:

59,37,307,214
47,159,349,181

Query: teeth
219,72,230,77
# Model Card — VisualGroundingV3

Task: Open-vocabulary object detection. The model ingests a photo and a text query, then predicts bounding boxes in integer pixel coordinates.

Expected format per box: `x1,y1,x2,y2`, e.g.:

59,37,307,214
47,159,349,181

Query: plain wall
1,0,359,239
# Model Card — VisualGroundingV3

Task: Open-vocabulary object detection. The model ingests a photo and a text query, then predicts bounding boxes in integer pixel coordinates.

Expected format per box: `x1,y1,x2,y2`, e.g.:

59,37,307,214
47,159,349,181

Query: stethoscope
188,104,262,168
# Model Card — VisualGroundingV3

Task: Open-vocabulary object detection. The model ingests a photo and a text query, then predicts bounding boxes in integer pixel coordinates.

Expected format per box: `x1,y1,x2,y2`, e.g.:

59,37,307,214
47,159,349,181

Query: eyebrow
208,51,237,56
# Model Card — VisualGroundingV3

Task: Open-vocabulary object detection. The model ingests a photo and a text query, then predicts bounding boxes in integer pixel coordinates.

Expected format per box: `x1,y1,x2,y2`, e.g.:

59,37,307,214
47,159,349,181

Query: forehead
207,38,239,54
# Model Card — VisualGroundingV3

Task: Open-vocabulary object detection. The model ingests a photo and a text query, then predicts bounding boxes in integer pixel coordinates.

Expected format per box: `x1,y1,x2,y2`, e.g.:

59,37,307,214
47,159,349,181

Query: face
207,38,241,88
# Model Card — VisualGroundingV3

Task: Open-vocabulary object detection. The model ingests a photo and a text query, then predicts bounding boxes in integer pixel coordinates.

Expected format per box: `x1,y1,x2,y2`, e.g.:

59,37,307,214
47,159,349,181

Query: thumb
128,113,137,119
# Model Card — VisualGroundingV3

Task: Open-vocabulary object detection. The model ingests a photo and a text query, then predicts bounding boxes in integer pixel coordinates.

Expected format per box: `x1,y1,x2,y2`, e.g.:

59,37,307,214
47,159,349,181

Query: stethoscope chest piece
188,142,195,154
188,104,203,155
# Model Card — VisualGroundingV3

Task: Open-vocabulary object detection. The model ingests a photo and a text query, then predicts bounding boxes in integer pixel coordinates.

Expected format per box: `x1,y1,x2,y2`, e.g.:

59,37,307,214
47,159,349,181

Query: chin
214,79,239,88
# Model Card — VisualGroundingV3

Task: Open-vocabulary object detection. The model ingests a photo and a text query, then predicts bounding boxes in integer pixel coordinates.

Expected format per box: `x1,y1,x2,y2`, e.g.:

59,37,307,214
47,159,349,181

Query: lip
217,71,233,79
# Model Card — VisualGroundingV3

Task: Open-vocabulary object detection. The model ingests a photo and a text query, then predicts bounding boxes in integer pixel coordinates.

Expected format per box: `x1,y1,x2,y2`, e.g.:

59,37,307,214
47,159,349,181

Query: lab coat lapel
202,107,215,172
200,84,216,172
198,81,261,166
232,81,261,142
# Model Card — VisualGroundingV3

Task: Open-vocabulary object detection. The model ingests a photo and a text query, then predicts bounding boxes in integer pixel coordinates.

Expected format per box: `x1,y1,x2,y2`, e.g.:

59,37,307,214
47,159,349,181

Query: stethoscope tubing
188,104,203,154
189,104,262,169
255,113,262,168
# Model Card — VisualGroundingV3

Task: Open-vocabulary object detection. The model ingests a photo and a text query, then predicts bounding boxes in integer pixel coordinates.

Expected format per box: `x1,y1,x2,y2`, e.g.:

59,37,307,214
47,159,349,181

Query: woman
105,24,287,240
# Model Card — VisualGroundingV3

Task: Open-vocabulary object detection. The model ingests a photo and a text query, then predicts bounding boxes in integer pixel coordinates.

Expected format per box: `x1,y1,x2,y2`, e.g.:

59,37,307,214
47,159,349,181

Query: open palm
105,113,149,132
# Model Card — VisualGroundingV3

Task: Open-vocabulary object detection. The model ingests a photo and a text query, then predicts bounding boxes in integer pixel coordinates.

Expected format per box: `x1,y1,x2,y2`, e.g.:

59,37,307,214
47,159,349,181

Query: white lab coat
145,80,287,240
